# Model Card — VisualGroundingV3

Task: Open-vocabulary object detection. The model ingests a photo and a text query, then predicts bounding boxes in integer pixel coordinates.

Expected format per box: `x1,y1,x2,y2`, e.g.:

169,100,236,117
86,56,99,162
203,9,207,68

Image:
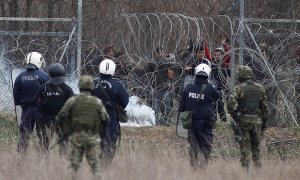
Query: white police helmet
195,63,211,77
99,59,116,76
26,52,44,69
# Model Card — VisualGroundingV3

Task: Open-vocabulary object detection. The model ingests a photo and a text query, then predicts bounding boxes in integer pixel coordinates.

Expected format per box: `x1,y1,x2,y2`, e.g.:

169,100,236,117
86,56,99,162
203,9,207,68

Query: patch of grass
0,112,15,121
0,118,17,128
215,121,231,132
0,117,18,149
292,127,300,135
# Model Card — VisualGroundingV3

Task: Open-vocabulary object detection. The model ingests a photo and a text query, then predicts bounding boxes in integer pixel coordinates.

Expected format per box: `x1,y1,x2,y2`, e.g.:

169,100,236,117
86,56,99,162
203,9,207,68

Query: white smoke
7,71,156,126
65,79,156,126
123,96,156,126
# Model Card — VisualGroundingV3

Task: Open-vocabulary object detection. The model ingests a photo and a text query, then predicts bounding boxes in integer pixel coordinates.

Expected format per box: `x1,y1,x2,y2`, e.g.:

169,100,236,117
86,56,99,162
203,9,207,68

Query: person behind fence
36,63,74,153
146,47,178,126
178,63,220,168
184,44,211,88
92,59,129,166
211,47,230,122
227,65,268,170
13,52,49,153
55,75,109,179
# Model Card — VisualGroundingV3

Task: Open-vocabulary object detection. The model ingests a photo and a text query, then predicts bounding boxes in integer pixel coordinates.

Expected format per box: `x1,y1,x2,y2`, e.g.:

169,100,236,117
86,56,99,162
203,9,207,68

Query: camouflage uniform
56,75,109,178
227,65,268,170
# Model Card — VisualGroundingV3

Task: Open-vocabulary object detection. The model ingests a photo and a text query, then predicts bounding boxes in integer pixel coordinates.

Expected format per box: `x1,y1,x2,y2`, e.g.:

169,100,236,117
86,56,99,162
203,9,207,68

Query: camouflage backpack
71,76,101,130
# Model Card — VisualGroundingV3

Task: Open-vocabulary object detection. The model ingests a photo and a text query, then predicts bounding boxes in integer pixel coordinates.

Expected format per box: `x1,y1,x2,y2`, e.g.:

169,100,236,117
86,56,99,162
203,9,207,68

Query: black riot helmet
48,63,66,85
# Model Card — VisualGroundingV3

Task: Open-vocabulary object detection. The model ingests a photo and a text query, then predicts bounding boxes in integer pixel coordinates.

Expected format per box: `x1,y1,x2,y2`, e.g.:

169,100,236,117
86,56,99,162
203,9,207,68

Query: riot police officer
36,63,74,152
92,59,129,166
13,52,49,153
179,63,220,168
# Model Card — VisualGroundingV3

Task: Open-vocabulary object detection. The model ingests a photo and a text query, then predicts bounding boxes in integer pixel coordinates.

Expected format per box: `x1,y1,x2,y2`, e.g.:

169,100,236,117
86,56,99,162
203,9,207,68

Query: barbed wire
0,7,299,126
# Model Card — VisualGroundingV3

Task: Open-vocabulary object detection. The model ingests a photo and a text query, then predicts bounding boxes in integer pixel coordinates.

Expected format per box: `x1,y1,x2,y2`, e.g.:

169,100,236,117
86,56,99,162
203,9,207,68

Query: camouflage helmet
237,65,253,79
78,75,94,90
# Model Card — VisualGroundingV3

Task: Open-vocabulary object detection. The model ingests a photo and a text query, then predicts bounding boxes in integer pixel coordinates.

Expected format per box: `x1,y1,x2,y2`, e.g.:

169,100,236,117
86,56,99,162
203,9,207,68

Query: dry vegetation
1,149,300,180
1,0,300,179
1,116,300,179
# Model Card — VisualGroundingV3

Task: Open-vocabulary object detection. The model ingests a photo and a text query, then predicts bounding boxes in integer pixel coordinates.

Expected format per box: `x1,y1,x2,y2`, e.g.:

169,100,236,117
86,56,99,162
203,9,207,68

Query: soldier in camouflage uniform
56,75,109,179
227,65,268,170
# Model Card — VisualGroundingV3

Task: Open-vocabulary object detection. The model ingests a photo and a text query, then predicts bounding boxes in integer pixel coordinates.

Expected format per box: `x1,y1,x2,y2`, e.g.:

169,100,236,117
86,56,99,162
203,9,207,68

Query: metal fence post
238,0,245,65
76,0,83,78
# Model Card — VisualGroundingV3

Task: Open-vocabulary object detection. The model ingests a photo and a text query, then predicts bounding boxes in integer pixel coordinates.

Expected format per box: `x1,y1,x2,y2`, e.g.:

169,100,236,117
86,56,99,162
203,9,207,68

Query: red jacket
202,41,230,68
222,43,230,69
204,42,212,61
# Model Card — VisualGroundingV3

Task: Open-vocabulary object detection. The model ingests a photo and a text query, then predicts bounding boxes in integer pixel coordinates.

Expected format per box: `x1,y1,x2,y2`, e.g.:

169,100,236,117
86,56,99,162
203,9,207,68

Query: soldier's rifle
230,110,242,142
50,130,73,149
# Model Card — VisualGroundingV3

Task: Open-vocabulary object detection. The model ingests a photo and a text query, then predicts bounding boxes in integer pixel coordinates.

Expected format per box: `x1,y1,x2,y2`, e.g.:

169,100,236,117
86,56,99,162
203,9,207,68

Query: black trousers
188,129,213,169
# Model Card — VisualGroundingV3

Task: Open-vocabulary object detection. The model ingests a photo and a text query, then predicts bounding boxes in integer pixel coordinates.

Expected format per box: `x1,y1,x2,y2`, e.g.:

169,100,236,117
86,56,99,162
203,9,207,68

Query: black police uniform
179,76,220,168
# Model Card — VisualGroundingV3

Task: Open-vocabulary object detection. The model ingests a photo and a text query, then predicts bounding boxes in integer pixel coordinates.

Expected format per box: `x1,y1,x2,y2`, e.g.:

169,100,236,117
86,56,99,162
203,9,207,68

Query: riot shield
176,75,195,138
11,68,26,126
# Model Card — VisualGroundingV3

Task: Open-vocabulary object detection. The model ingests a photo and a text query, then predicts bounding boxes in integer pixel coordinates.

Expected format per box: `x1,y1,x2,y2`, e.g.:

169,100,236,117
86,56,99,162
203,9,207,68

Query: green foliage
0,114,18,149
215,121,231,131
